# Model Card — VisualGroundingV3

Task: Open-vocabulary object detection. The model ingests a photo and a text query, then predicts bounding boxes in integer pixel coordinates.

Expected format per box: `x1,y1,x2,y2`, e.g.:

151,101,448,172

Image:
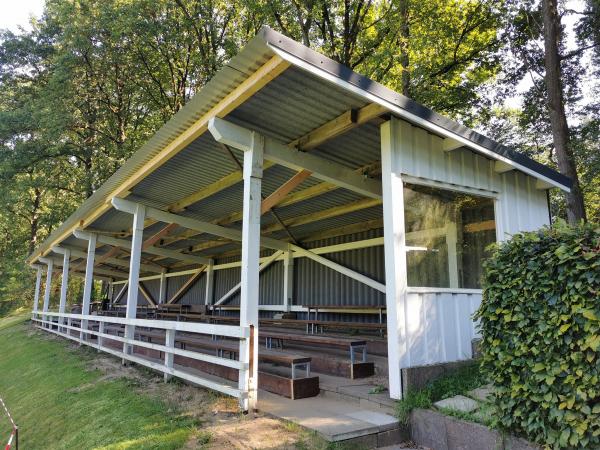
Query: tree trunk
542,0,587,223
399,0,410,96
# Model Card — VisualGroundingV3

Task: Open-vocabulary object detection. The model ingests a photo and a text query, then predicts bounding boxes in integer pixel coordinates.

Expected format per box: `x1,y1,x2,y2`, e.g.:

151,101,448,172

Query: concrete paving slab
258,390,400,442
346,410,399,432
434,395,479,413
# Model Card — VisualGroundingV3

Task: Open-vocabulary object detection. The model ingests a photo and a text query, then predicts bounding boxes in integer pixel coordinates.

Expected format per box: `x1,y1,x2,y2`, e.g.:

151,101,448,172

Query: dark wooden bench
155,304,191,320
259,330,374,379
260,318,386,335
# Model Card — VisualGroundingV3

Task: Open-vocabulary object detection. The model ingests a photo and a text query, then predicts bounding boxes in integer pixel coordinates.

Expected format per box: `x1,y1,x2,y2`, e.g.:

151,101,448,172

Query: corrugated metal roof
30,26,569,266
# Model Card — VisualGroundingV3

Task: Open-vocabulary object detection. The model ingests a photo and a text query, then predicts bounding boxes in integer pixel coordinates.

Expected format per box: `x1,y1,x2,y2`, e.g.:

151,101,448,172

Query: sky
0,0,44,33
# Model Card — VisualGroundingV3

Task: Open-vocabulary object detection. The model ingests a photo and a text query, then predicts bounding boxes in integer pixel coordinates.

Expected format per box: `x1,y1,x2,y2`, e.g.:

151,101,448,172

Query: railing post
164,329,175,382
238,131,263,412
97,321,105,352
53,247,71,333
32,265,43,318
80,233,97,342
158,268,167,304
204,259,214,305
39,258,54,329
283,248,294,312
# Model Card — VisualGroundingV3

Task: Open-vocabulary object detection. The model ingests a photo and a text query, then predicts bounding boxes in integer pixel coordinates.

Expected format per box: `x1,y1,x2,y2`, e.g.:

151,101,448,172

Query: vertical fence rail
0,397,17,450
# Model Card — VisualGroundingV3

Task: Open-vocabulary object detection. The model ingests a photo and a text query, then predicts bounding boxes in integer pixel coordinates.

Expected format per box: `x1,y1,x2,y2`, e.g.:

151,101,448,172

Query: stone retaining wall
410,409,540,450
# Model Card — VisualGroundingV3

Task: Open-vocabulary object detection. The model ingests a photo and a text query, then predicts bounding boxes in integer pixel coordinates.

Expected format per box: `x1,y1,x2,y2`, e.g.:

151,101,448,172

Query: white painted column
446,222,459,288
204,259,214,306
108,279,115,302
283,248,294,312
81,234,97,341
123,203,146,357
381,117,410,400
238,132,263,411
58,248,71,331
39,258,54,328
158,269,167,304
32,265,43,315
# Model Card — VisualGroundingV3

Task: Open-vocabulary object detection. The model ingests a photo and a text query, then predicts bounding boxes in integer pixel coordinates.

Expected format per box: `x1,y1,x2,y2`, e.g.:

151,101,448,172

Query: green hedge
475,221,600,449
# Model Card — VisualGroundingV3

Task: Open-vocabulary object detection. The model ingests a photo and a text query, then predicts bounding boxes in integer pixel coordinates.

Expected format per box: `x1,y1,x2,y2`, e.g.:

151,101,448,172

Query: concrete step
317,372,397,415
258,390,408,448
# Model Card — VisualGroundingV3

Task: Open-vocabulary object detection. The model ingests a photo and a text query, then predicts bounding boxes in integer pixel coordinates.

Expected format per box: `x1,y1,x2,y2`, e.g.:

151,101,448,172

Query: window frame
400,175,500,293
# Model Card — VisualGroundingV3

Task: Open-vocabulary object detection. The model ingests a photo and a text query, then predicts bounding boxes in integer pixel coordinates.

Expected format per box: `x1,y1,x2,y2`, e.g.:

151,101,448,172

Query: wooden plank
143,223,179,249
261,170,312,214
113,282,128,304
166,266,206,304
138,282,157,306
289,103,387,150
262,198,381,234
463,220,496,233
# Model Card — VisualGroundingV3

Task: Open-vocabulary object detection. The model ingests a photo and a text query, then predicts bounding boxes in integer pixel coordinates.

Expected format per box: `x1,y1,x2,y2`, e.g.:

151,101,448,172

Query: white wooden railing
31,311,251,402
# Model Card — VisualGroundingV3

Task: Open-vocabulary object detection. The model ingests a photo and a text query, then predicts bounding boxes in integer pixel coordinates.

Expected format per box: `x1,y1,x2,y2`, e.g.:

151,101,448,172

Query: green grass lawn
0,312,199,450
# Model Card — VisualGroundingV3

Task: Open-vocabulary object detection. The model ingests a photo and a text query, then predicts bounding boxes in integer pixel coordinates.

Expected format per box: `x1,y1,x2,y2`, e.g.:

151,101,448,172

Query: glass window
403,183,496,289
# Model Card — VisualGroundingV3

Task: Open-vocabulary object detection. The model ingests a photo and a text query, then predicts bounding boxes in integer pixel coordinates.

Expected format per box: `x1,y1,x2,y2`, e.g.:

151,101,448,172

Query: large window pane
403,183,496,289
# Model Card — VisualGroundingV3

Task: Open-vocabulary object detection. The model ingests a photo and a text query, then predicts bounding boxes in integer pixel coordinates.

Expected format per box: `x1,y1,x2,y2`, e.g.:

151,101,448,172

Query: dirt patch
199,416,317,450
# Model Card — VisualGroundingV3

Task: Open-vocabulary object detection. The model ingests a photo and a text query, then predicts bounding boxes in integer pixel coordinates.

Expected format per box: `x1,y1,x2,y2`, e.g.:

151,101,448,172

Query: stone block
434,395,480,413
411,408,448,450
377,426,411,447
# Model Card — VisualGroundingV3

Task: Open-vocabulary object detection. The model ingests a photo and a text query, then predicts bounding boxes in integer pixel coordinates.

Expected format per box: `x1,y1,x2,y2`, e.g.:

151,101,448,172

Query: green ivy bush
475,221,600,449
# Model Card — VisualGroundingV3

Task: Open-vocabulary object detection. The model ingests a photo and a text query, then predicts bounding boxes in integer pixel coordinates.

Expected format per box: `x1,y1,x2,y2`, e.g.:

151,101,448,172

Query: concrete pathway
258,390,404,444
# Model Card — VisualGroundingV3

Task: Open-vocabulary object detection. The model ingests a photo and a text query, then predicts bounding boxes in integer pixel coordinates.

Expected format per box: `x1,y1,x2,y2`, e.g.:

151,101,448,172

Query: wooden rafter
113,282,128,304
138,282,157,306
263,198,381,234
289,103,387,150
261,170,312,214
143,223,178,249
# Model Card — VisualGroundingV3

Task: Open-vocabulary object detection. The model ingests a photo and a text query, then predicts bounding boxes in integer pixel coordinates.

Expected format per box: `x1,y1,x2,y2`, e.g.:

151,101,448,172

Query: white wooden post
97,321,105,352
32,265,43,316
204,260,214,305
446,222,459,288
164,329,175,382
58,248,71,331
81,233,97,342
123,203,146,358
40,258,54,328
381,117,410,400
283,248,294,312
158,269,167,304
108,279,115,302
238,131,263,411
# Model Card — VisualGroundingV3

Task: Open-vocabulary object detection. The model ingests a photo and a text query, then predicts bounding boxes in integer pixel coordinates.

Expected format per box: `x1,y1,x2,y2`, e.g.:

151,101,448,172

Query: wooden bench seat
260,318,385,335
259,330,374,379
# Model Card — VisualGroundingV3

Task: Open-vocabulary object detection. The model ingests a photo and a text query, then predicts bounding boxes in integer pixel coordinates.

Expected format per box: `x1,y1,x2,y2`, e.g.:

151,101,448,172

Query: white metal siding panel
403,291,482,366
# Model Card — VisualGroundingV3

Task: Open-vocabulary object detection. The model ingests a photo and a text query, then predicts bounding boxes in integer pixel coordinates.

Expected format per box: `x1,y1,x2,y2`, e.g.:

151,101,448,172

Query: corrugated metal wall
297,229,385,307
